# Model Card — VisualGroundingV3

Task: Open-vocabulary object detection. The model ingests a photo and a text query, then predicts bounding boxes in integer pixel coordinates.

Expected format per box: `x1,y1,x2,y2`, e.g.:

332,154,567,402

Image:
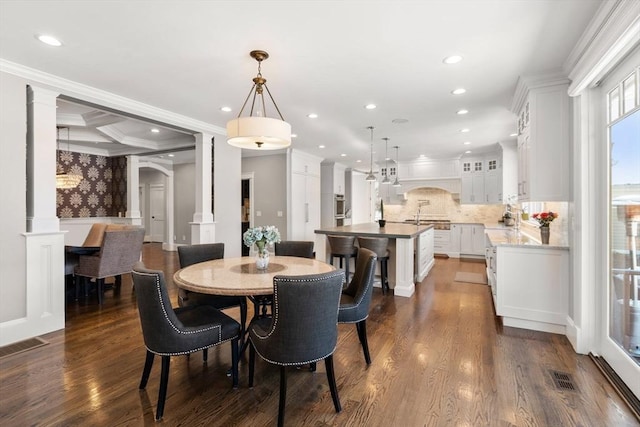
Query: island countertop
314,222,433,239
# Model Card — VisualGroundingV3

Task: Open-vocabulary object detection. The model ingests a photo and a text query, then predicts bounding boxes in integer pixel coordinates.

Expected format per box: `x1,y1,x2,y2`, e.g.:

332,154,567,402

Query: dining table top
173,255,337,296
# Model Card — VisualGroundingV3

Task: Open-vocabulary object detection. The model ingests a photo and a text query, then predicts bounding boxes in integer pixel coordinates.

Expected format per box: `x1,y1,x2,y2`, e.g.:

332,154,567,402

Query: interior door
149,184,165,243
599,46,640,398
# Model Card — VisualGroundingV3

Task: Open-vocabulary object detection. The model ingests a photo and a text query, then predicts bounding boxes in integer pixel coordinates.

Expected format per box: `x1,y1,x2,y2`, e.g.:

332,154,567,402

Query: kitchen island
314,222,434,297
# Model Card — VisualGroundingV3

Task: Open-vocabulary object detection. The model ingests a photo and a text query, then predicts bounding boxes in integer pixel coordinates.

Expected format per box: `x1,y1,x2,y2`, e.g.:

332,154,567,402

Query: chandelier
226,50,291,150
56,127,83,189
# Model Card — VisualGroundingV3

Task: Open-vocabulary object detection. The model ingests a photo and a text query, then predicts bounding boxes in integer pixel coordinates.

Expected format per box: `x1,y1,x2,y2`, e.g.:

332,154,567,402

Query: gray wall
173,163,196,245
242,154,288,239
0,71,28,322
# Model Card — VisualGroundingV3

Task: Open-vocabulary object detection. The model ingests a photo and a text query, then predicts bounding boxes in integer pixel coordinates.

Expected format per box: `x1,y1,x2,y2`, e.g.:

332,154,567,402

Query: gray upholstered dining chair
338,247,377,364
274,240,315,259
75,227,145,304
131,263,240,421
177,243,248,338
248,270,345,427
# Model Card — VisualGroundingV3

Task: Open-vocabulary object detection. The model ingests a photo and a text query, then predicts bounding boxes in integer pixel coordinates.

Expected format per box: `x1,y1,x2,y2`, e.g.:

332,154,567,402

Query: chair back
357,237,389,258
340,248,377,321
178,243,224,268
132,263,192,355
274,241,314,259
82,223,108,247
255,270,344,364
76,228,144,278
327,235,357,256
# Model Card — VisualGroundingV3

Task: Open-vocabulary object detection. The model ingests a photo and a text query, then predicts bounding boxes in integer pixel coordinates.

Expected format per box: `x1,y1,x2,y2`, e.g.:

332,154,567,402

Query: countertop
315,222,433,239
485,228,569,250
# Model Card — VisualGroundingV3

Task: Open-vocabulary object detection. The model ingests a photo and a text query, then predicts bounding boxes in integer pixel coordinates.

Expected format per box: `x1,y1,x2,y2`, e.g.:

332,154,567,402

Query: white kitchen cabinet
416,228,434,282
494,245,569,334
433,229,450,254
459,224,485,256
512,75,570,202
449,224,461,256
461,173,485,204
288,150,322,242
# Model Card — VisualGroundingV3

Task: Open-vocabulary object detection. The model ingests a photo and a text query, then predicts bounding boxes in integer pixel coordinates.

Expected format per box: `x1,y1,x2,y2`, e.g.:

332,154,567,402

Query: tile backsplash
384,188,506,223
383,187,568,239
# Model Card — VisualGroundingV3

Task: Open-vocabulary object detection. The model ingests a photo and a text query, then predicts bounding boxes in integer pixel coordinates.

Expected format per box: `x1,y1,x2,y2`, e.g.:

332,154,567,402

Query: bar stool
357,236,390,294
327,235,358,282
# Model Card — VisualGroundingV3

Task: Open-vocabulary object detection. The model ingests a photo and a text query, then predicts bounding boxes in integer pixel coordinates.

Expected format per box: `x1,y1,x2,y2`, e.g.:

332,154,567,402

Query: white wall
0,71,28,323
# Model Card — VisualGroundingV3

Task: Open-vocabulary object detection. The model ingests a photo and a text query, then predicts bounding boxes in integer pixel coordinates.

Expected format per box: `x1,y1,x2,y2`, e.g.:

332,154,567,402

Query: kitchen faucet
415,201,429,225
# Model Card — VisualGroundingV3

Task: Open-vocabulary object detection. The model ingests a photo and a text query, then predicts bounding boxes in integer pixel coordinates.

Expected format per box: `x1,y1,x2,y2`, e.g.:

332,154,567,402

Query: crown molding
566,0,640,96
510,70,570,113
0,59,226,137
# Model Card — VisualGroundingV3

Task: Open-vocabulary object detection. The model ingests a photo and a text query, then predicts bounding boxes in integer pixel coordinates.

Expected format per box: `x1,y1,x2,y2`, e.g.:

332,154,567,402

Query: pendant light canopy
365,126,377,181
56,127,83,189
392,145,401,187
381,137,391,184
227,50,291,150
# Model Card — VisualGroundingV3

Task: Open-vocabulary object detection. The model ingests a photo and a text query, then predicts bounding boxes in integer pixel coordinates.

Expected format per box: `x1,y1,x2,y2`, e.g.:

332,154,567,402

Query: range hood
394,177,461,198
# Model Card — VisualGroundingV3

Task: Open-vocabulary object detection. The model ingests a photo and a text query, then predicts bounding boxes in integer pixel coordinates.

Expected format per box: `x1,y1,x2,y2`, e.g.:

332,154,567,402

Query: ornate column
26,86,60,232
190,132,215,243
126,155,142,225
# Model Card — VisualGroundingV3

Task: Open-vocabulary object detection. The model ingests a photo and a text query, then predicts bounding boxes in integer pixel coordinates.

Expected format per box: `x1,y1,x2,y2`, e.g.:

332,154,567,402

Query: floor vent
0,337,48,359
550,370,577,391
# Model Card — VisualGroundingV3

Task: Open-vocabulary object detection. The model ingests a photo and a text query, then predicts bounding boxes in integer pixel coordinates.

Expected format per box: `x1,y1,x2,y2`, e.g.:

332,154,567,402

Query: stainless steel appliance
335,194,345,217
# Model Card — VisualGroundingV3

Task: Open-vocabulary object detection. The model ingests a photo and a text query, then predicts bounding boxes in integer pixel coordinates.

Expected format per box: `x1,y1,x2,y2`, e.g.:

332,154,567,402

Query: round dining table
173,255,337,297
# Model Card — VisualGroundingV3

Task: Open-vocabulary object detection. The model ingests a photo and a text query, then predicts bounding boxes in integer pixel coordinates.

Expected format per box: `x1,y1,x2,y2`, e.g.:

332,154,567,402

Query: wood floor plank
0,246,638,426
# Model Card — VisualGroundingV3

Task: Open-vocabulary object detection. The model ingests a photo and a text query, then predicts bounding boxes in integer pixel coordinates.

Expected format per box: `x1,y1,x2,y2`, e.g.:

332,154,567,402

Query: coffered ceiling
0,1,603,168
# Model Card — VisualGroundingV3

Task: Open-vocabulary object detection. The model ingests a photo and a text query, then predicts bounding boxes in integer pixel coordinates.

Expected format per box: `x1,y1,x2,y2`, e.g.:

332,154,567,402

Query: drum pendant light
226,50,291,150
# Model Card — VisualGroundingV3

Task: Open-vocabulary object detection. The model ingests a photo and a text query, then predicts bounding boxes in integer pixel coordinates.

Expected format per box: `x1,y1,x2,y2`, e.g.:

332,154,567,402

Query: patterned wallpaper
56,151,127,218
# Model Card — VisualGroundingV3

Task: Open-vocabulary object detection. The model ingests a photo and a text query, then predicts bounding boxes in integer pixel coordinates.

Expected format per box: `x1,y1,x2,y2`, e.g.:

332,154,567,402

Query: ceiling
0,1,602,169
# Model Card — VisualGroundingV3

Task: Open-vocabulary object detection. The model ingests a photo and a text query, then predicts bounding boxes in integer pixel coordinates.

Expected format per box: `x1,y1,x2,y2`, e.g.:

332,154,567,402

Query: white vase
255,245,270,270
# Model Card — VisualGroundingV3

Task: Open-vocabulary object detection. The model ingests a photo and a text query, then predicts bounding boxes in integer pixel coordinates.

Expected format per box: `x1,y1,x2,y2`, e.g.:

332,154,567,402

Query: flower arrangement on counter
532,211,558,227
243,225,281,251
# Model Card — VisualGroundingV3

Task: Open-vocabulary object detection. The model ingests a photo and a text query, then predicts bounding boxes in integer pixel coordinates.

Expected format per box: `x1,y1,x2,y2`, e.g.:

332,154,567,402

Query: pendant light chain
366,126,376,181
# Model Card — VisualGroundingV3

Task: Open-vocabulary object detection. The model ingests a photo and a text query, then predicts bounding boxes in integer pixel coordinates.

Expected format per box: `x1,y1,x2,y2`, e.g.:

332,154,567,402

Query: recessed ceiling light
365,104,377,110
465,150,472,154
37,34,62,47
457,109,469,115
463,141,471,145
392,118,409,124
356,160,362,163
451,88,466,95
443,55,463,64
510,133,518,137
168,154,175,157
307,113,318,119
151,128,160,133
220,106,232,112
291,134,298,138
341,153,347,157
318,145,325,149
460,128,470,133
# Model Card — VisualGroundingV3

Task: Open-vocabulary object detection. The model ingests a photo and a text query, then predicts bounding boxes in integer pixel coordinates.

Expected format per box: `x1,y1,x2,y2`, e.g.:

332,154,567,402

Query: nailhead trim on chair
250,270,344,366
134,270,238,356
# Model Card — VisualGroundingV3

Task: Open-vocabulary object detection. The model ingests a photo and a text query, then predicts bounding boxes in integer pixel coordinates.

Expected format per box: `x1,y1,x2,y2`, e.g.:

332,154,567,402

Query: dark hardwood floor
1,243,638,426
